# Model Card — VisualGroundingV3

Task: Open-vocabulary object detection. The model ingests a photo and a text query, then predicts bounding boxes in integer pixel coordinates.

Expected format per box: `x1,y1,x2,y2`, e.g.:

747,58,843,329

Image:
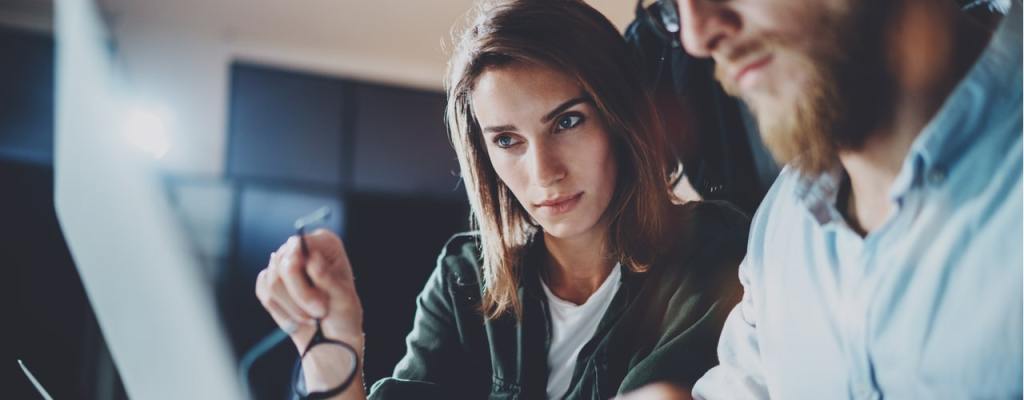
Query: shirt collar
795,166,847,226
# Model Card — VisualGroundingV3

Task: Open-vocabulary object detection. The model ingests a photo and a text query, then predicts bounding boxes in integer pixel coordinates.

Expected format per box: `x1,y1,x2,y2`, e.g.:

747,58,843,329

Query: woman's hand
254,228,366,370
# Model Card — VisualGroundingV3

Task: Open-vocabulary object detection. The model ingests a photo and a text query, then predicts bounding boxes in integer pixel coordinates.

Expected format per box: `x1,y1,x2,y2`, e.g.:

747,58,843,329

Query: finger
263,298,300,333
257,266,303,332
304,229,355,281
271,278,314,323
274,236,302,265
307,251,349,297
254,250,281,302
265,256,314,323
255,263,275,303
270,247,286,270
279,248,328,318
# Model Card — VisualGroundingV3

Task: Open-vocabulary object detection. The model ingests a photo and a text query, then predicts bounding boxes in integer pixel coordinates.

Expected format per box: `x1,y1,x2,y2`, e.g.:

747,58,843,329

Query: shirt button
927,169,946,185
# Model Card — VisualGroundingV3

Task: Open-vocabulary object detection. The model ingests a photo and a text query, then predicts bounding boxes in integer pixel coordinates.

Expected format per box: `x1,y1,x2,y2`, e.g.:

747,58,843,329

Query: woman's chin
538,220,594,241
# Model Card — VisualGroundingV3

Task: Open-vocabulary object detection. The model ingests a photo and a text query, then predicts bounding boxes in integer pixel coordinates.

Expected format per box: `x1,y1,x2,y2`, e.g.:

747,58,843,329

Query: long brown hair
446,0,673,320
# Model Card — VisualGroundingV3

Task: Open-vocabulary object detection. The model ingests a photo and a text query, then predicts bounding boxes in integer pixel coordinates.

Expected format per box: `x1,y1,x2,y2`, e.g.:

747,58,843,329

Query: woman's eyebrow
482,124,516,134
541,95,592,123
480,94,591,134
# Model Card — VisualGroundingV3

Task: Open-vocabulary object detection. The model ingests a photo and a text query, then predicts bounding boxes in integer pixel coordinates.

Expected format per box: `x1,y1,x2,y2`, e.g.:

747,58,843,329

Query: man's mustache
712,39,771,95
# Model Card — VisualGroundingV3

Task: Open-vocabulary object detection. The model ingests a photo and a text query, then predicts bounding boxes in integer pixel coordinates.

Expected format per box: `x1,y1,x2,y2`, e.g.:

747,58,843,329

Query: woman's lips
535,192,584,216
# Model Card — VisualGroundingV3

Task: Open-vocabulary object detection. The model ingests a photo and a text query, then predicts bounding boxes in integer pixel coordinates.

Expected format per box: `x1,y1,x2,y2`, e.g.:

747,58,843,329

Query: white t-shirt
540,265,622,399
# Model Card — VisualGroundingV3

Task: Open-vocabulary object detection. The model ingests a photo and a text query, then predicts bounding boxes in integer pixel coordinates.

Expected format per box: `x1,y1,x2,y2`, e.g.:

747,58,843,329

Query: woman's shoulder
434,231,484,286
661,200,751,276
439,231,481,260
670,200,751,236
667,200,750,248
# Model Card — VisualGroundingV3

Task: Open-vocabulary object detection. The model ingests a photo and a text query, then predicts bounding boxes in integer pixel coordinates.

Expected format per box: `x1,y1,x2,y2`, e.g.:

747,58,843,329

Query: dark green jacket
369,201,748,399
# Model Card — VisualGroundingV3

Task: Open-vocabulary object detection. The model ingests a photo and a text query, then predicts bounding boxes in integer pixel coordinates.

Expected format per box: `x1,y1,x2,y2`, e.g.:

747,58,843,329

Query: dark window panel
227,63,346,185
343,192,469,385
350,84,461,198
0,27,54,165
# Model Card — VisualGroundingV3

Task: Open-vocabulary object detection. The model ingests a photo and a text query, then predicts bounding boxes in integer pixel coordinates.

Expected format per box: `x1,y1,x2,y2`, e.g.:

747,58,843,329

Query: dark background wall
3,23,470,399
221,62,470,399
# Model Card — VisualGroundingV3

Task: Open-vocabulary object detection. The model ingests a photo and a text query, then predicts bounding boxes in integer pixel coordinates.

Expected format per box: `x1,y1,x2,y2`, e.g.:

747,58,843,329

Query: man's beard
716,2,895,176
739,47,845,175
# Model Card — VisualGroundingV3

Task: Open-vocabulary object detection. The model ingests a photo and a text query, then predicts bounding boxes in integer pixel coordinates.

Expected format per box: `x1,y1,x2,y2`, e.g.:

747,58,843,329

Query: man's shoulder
744,166,815,263
750,165,805,224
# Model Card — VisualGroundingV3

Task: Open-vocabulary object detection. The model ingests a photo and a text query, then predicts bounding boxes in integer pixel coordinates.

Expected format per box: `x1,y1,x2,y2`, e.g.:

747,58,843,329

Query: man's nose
677,0,740,58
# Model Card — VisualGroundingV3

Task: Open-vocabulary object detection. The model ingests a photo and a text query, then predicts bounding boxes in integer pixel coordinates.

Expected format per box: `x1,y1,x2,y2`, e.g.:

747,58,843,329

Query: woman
254,1,748,398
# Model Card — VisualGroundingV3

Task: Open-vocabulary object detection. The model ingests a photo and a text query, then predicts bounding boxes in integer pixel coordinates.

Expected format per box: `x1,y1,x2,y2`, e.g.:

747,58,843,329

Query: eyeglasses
291,207,359,399
639,0,681,46
239,206,359,399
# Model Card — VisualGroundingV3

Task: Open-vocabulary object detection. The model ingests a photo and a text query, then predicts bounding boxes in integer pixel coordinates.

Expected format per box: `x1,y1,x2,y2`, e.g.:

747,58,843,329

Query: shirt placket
835,223,881,400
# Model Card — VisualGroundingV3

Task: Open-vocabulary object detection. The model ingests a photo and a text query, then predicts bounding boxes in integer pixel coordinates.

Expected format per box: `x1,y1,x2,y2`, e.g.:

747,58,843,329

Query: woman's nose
529,144,567,187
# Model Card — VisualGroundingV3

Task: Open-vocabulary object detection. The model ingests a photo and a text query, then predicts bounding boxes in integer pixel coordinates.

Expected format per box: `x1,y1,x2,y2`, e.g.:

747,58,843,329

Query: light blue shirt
693,3,1023,399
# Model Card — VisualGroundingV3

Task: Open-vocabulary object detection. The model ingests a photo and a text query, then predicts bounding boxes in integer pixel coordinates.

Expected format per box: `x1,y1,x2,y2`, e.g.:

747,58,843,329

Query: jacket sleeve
616,201,750,394
367,241,473,399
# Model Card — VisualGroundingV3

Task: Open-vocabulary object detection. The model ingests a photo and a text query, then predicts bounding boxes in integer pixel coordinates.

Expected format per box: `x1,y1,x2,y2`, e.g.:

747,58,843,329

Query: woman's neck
541,225,617,305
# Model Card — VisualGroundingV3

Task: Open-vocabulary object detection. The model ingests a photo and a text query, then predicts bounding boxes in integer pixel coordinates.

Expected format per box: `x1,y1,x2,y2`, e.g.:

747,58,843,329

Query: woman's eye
556,114,583,131
494,135,518,149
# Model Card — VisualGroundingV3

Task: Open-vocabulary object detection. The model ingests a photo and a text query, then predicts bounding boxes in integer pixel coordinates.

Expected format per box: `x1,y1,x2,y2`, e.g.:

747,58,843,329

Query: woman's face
471,62,618,241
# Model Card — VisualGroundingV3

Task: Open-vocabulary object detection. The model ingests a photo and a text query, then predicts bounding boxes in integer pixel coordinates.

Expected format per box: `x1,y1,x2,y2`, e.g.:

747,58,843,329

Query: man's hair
446,0,674,320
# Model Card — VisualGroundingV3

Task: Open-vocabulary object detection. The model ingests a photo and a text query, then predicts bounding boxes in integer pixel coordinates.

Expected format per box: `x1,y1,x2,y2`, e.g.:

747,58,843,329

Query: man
624,0,1022,398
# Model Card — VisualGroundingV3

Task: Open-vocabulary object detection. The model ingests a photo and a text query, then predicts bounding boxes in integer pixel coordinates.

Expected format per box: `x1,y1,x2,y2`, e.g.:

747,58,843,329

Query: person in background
254,1,750,398
624,0,780,214
620,0,1023,398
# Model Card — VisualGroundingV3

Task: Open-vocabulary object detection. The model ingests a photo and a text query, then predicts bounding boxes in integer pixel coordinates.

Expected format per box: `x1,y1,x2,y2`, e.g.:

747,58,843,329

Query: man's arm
691,256,769,400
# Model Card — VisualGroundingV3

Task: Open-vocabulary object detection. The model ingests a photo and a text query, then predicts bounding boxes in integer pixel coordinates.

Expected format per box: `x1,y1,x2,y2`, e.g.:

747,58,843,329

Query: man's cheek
771,53,815,100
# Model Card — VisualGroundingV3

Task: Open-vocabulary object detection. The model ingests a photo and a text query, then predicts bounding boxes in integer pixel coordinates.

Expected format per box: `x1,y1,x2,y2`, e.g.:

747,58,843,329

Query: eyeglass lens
293,324,358,399
658,0,680,34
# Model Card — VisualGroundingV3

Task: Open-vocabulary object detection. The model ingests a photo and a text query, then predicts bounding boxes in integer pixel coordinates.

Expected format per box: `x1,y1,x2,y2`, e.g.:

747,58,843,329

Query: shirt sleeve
691,256,770,399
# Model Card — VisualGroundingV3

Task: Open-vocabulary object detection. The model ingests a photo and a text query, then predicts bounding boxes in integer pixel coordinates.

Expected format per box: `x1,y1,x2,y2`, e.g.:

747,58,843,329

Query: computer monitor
52,0,244,398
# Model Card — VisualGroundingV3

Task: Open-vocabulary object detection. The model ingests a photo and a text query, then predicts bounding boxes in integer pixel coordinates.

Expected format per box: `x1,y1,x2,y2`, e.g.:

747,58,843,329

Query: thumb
306,251,353,297
304,229,354,281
